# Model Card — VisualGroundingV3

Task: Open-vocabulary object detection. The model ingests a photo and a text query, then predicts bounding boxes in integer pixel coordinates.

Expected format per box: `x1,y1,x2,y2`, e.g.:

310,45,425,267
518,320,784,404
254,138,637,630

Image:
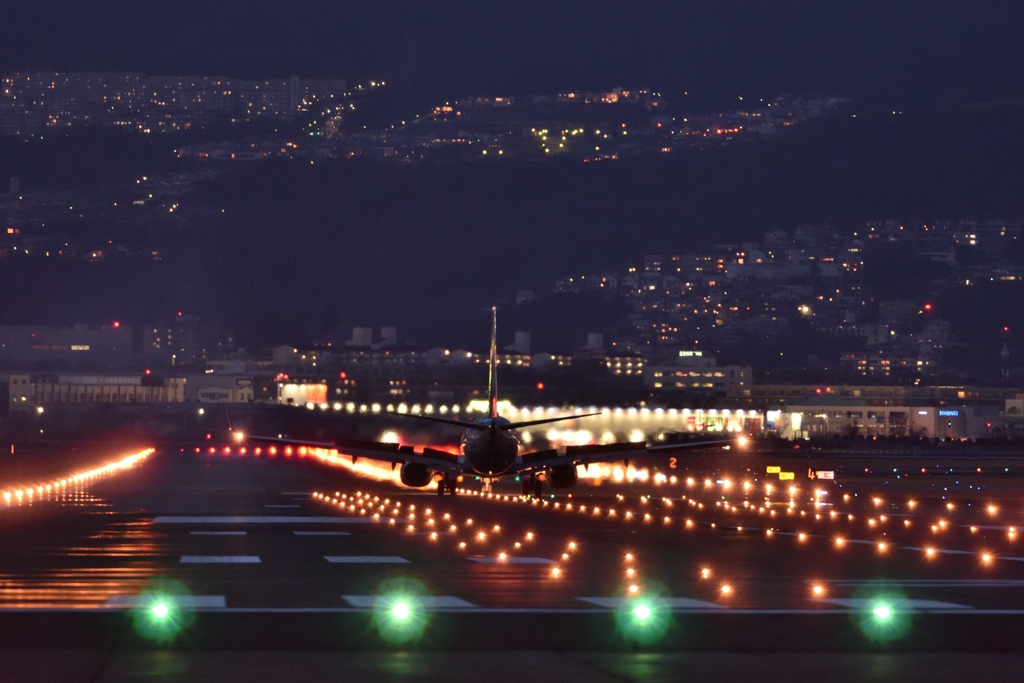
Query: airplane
239,307,743,496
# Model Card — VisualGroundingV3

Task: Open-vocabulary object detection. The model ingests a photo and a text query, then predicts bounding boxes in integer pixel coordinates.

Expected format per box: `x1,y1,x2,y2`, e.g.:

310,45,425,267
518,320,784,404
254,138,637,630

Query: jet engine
400,462,433,488
547,464,578,489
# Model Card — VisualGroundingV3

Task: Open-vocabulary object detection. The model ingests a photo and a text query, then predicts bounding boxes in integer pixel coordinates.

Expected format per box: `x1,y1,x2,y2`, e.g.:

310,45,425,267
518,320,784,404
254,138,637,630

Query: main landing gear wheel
521,477,542,498
438,476,456,496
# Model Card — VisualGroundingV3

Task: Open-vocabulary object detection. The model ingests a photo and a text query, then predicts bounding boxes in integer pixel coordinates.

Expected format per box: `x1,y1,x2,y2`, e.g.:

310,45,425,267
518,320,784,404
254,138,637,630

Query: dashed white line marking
325,556,409,564
180,556,261,564
824,579,1024,587
821,598,971,610
467,556,555,565
342,595,475,608
578,597,725,609
103,595,227,608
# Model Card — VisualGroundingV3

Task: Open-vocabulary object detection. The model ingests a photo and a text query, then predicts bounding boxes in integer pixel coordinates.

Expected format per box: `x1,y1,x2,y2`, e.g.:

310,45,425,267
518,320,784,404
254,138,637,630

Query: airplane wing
239,433,337,449
241,433,464,475
514,438,735,476
333,437,464,475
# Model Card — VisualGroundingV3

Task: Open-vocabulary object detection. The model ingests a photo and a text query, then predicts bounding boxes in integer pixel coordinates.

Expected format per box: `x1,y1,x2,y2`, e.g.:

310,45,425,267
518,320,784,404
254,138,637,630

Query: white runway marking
103,595,226,608
293,531,351,536
467,556,555,565
154,516,384,524
824,579,1024,588
180,556,261,564
820,598,971,610
578,597,725,609
190,531,247,536
325,556,409,564
342,595,475,608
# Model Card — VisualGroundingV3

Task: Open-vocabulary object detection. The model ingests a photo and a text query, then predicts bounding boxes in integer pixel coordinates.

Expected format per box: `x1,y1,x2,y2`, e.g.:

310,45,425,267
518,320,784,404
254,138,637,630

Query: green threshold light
372,577,431,644
131,579,195,644
616,596,671,645
856,590,913,643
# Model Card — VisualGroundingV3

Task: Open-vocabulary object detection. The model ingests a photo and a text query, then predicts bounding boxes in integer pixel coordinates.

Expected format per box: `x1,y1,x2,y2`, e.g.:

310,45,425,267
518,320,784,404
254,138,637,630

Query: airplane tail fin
487,306,499,419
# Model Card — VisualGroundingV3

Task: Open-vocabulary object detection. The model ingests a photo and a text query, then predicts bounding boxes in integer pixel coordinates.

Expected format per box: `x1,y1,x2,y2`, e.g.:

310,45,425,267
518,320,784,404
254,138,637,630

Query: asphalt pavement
1,447,1023,681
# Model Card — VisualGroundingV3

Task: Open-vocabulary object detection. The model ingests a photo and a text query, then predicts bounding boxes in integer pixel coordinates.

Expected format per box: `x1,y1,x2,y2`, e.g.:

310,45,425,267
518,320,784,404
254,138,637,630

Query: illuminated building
769,404,997,440
644,350,751,398
0,324,131,363
185,374,254,403
0,72,347,136
2,372,185,413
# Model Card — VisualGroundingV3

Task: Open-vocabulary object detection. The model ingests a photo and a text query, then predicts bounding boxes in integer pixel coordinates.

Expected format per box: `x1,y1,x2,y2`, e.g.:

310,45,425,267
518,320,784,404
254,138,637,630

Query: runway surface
1,446,1024,681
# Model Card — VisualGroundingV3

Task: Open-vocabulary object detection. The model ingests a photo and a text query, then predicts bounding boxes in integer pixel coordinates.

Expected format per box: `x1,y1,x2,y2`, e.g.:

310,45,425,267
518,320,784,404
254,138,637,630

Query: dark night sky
4,2,1024,348
4,1,1024,107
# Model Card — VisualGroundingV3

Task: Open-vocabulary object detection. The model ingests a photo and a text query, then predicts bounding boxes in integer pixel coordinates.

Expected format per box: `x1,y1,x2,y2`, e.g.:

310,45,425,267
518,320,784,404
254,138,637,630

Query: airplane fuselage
460,417,520,477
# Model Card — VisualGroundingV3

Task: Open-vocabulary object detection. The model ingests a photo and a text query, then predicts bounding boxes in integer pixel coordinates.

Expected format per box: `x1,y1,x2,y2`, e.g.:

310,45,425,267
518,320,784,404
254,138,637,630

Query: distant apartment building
644,350,751,398
0,324,132,364
0,72,347,136
143,315,234,367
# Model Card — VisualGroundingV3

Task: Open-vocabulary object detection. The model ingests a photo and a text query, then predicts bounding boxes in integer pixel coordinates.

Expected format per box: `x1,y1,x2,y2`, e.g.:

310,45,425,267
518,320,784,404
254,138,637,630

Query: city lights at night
0,3,1023,680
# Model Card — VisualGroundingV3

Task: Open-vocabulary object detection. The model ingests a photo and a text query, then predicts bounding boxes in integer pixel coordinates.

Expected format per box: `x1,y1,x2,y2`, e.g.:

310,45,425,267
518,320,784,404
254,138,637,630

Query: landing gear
522,476,543,498
438,475,457,496
481,478,493,495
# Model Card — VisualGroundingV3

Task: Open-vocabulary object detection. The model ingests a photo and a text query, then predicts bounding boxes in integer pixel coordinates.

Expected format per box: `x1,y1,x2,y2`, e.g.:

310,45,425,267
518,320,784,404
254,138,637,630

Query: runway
2,447,1024,681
